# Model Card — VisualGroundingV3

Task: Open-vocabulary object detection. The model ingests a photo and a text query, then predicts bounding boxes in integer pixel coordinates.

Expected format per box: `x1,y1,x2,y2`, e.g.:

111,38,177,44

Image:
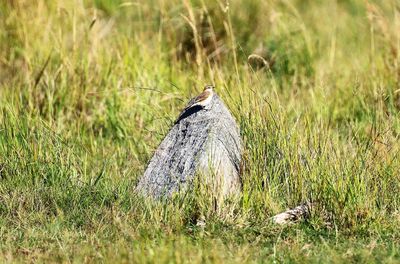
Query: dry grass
1,0,400,262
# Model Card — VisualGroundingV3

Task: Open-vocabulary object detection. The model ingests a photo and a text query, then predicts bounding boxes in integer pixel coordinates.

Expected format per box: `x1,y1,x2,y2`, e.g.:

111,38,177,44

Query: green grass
1,0,400,262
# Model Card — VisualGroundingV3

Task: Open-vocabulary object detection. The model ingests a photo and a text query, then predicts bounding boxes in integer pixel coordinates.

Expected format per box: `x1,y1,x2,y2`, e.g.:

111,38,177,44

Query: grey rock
272,202,313,224
137,94,241,199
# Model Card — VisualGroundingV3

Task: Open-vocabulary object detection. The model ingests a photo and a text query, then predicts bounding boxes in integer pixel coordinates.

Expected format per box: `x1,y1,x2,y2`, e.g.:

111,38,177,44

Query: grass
1,0,400,262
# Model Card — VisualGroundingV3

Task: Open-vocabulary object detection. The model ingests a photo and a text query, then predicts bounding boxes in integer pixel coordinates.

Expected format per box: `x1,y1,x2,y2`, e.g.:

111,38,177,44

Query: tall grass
1,0,400,262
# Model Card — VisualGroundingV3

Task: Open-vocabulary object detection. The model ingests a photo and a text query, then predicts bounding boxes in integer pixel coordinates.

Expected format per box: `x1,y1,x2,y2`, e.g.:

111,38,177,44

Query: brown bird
175,85,214,123
183,84,214,111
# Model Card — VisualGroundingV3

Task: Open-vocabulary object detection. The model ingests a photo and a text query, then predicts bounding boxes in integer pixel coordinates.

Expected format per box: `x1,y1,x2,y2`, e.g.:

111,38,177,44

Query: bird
175,85,214,124
183,84,214,111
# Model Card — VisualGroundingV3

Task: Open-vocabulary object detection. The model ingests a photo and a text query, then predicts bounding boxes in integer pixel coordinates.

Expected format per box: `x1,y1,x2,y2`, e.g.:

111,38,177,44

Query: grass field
1,0,400,262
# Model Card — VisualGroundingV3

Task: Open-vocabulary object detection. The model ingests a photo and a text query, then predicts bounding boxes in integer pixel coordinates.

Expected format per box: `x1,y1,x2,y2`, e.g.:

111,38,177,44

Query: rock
272,202,313,225
137,93,241,199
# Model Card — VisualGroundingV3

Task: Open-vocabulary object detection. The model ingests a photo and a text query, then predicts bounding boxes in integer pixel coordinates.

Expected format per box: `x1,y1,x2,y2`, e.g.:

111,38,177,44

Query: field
1,0,400,262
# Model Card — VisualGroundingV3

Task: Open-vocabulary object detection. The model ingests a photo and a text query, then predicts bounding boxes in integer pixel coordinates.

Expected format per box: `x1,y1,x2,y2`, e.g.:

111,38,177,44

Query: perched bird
175,85,214,123
183,84,214,111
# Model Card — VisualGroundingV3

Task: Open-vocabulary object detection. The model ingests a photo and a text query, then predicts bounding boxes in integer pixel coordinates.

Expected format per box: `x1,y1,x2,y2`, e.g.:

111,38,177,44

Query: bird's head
203,84,214,92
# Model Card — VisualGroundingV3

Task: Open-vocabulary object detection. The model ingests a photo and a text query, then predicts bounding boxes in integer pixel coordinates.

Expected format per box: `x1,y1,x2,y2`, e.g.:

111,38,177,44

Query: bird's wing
182,96,199,112
175,91,209,124
183,90,210,111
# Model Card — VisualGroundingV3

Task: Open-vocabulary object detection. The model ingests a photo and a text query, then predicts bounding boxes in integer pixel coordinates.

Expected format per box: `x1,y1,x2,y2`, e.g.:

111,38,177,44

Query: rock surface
272,202,313,224
137,94,241,199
